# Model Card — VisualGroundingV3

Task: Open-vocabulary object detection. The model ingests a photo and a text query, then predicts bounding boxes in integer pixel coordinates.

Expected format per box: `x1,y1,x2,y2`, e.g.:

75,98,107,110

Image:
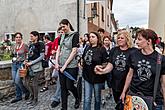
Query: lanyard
15,42,24,52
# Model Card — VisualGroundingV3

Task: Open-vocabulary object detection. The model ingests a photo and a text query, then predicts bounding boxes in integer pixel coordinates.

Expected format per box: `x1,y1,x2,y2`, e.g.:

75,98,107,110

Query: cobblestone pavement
0,83,116,110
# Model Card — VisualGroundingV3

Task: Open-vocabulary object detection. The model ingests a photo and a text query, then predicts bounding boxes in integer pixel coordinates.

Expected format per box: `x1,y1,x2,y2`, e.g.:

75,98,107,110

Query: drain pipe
77,0,80,33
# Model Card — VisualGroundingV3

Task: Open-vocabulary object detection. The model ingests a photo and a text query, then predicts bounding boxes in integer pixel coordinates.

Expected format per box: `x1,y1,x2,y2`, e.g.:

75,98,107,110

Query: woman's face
79,36,84,43
89,33,98,46
15,34,22,43
57,30,64,36
103,37,111,46
117,34,127,47
84,35,89,42
136,34,148,49
30,34,37,42
43,37,47,43
60,24,70,33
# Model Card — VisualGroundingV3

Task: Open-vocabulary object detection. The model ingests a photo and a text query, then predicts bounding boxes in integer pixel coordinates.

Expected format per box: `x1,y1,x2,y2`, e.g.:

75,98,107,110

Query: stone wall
0,80,14,100
0,68,12,80
0,60,14,100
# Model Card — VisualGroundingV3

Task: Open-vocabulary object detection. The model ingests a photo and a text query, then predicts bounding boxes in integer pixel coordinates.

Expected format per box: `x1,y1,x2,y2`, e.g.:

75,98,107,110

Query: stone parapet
0,60,14,100
0,80,14,100
0,60,12,80
0,60,12,69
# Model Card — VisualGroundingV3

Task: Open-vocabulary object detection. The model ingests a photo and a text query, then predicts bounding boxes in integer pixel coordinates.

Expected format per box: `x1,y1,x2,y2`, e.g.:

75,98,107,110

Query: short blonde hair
117,30,132,48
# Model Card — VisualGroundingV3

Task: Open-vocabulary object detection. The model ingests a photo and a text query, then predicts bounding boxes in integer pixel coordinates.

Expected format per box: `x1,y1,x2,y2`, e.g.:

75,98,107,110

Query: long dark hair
59,19,74,31
43,34,50,40
89,32,102,47
14,32,23,39
30,31,40,41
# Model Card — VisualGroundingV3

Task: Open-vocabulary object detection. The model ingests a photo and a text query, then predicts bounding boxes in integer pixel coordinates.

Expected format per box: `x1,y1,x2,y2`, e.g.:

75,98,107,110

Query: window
94,3,97,8
107,0,109,9
107,15,109,27
39,31,57,41
91,3,97,17
102,6,104,22
4,33,15,41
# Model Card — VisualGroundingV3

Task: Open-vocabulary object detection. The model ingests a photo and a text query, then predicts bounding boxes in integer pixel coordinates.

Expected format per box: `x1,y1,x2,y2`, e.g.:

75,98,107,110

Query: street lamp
88,4,99,21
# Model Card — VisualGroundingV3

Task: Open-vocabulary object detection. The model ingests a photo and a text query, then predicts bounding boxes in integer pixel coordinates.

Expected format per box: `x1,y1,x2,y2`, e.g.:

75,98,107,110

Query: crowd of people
10,18,165,110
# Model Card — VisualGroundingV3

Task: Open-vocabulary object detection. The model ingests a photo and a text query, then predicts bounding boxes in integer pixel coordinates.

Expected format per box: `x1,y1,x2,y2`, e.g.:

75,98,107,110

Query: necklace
16,42,24,52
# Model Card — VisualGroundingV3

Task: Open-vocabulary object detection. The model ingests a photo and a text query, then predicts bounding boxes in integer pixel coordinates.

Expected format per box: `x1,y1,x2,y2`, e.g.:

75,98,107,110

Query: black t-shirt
28,41,45,61
58,32,79,48
82,46,108,84
109,47,136,91
105,47,111,60
130,49,165,103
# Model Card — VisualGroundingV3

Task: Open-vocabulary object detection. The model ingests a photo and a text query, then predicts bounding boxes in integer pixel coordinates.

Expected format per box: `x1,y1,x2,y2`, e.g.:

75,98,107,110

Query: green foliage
0,43,12,61
0,52,12,61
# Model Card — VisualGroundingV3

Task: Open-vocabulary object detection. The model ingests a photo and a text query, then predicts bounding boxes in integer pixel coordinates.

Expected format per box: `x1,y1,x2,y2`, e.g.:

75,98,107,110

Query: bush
0,44,12,61
0,52,12,61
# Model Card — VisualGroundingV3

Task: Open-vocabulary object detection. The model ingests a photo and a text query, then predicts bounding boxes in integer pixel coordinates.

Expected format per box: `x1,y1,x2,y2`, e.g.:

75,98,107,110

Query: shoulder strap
82,45,90,58
59,34,65,49
83,45,90,54
153,53,162,102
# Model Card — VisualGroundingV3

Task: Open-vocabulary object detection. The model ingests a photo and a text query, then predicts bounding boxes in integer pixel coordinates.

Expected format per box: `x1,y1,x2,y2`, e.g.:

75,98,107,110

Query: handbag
124,91,153,110
31,61,43,73
124,53,162,110
28,62,43,77
19,65,27,77
42,59,49,68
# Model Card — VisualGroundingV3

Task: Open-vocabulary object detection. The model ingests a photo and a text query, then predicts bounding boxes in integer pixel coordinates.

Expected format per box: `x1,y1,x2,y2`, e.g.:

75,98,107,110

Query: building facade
86,0,116,36
149,0,165,41
0,0,87,42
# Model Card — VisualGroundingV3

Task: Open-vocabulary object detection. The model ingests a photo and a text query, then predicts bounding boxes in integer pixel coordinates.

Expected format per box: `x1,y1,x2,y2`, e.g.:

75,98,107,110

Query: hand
25,62,32,67
94,65,104,75
120,92,125,104
60,65,66,73
55,63,60,70
78,63,83,69
52,50,56,54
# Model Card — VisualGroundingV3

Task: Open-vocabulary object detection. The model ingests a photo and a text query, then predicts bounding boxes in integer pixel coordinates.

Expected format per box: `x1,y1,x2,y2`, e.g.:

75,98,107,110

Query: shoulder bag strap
153,53,162,102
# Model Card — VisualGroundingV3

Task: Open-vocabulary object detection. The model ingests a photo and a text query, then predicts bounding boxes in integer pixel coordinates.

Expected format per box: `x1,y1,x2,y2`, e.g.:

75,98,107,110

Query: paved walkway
0,83,116,110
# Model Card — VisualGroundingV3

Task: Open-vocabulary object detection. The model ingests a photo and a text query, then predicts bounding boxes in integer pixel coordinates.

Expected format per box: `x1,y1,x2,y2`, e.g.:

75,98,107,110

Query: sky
113,0,149,28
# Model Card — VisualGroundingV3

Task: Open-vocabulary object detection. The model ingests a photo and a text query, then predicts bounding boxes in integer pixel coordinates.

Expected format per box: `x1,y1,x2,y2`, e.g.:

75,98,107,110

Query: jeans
12,62,29,99
83,80,104,110
155,105,164,110
106,72,112,88
52,73,61,102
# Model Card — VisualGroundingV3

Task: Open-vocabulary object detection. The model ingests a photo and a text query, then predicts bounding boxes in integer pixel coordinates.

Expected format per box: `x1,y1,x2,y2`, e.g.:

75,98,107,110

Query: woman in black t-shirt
102,36,113,102
120,29,165,109
24,31,45,106
95,30,134,105
82,32,108,110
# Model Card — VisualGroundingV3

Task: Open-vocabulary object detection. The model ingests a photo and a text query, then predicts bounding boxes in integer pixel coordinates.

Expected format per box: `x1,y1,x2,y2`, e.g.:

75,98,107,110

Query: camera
12,57,17,62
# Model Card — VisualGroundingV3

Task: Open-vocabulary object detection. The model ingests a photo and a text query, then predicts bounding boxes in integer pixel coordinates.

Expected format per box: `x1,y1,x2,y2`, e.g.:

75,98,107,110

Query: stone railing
0,60,14,100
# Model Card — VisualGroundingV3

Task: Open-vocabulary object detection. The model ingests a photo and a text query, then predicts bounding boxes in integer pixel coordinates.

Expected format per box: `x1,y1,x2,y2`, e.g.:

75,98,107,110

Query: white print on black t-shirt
29,46,34,57
137,59,152,81
115,53,126,71
84,49,93,65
